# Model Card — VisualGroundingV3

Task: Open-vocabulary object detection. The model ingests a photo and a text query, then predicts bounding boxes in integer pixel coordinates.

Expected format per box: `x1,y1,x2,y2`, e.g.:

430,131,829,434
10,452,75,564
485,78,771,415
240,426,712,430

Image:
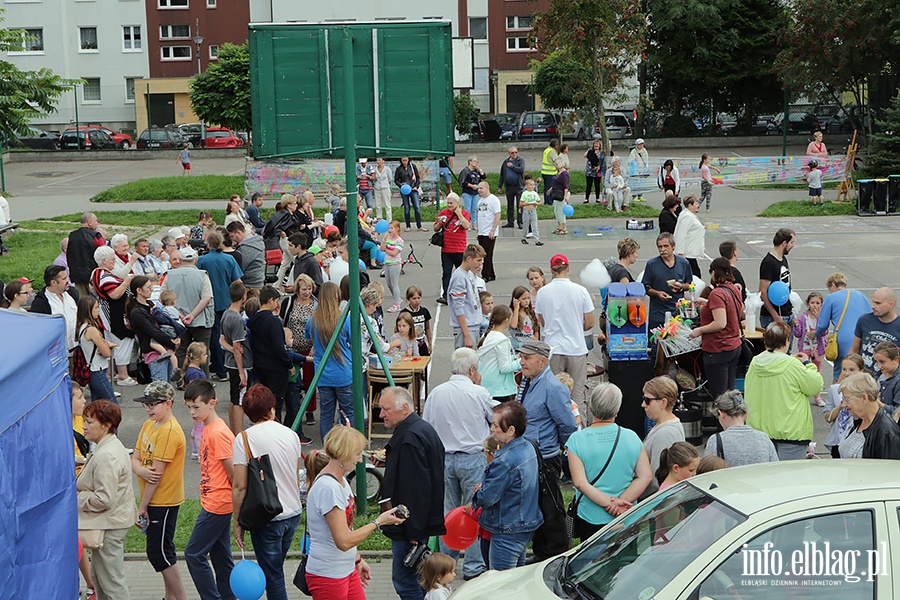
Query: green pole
782,88,788,159
74,86,81,151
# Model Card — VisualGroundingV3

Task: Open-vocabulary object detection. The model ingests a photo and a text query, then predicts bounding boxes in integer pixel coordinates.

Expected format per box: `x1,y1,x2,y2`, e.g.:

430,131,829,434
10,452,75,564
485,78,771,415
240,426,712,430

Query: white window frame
506,36,534,52
79,26,99,52
122,25,142,52
161,45,192,61
206,0,216,6
125,77,137,103
8,28,45,54
468,17,487,41
209,44,218,60
158,0,188,8
82,78,101,103
506,16,533,31
159,24,191,39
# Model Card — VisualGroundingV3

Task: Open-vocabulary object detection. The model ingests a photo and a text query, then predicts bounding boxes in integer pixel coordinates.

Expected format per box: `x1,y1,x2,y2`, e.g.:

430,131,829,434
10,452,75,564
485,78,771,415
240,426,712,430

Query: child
326,183,343,217
793,292,827,406
656,442,699,490
178,143,191,176
519,175,543,246
219,281,251,434
509,286,539,350
381,220,405,312
699,153,721,212
873,341,900,415
476,305,520,402
526,266,546,305
75,295,117,402
400,285,433,356
392,312,421,357
367,281,387,339
807,159,823,206
283,327,312,443
182,342,209,459
72,383,95,599
611,173,627,213
191,211,214,241
183,379,236,598
153,289,183,372
478,291,494,339
131,381,188,600
555,372,583,429
823,354,864,458
418,552,457,600
696,455,728,474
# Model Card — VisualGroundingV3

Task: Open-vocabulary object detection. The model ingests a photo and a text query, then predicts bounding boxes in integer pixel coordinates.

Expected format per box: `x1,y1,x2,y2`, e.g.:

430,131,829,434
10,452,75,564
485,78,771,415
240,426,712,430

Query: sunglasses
641,396,660,405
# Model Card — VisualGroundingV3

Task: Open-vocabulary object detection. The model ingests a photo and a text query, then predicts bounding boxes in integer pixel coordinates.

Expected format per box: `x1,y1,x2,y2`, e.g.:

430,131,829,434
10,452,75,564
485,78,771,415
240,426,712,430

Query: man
52,237,73,286
516,340,577,561
221,281,251,434
285,232,323,293
356,157,375,209
132,237,167,283
540,139,560,206
448,244,486,349
168,248,183,271
475,181,501,283
198,231,243,380
628,138,650,202
850,287,900,374
422,349,496,580
67,212,105,297
816,273,872,381
641,232,693,330
163,246,214,376
378,387,446,600
535,254,595,417
245,193,266,234
226,221,265,290
759,228,795,334
168,227,189,250
497,146,525,228
30,265,79,351
718,240,746,302
248,286,294,422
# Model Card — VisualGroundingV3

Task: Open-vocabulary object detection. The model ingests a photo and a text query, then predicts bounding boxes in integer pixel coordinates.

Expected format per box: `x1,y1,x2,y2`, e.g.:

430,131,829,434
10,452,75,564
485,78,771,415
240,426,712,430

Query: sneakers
299,435,313,444
116,377,138,387
535,241,544,246
526,232,534,238
305,413,316,425
387,303,402,313
211,373,229,382
191,452,199,461
521,239,529,245
436,297,448,305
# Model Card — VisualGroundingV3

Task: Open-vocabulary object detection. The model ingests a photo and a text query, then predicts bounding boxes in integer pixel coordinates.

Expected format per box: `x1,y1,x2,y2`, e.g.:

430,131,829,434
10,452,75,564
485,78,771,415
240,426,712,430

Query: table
367,355,431,413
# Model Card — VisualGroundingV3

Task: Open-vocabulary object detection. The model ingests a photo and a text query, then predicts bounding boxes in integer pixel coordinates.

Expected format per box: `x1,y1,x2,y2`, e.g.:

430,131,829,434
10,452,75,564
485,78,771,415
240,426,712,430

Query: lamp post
192,19,203,76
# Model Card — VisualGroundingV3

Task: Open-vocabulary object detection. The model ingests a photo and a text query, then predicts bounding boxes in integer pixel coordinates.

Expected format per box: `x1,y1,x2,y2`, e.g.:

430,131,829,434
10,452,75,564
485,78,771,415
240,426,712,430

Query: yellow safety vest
541,147,558,176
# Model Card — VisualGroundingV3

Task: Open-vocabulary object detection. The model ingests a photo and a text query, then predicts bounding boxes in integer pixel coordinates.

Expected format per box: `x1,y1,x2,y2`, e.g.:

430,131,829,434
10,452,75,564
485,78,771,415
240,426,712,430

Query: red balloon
441,506,479,550
324,225,340,238
78,537,83,561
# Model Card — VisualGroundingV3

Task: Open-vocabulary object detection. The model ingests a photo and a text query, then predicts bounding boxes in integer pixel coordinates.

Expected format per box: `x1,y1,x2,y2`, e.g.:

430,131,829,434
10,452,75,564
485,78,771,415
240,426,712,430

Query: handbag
78,529,105,549
527,439,564,520
237,431,283,532
429,229,444,247
722,285,754,366
566,426,620,539
292,530,311,595
714,432,725,461
550,188,566,202
825,292,851,362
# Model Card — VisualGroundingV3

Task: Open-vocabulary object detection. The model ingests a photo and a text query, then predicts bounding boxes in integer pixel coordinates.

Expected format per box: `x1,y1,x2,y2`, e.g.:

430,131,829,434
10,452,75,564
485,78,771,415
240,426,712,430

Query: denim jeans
209,311,226,378
249,514,300,600
462,192,478,218
489,531,532,571
440,452,487,577
319,385,354,440
185,509,235,600
89,369,117,402
391,540,426,600
402,190,422,229
284,378,305,434
148,357,172,384
360,188,374,209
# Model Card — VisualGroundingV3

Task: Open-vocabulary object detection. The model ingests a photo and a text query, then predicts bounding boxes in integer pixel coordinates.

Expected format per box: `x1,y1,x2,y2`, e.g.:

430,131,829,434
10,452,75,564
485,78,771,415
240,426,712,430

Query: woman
394,156,425,232
110,234,138,279
604,158,631,211
91,246,137,386
1,278,32,312
281,273,318,425
554,143,570,172
224,199,253,234
837,372,900,459
745,322,824,461
127,275,178,383
191,211,215,241
550,159,570,235
609,238,640,284
673,195,705,278
473,402,542,571
806,131,829,161
267,194,303,287
75,296,117,401
658,194,681,235
704,390,779,466
306,282,354,440
305,426,406,598
76,400,136,600
583,139,605,204
566,384,652,541
656,159,681,195
373,157,393,221
434,193,471,306
297,193,319,244
232,385,304,600
476,305,521,402
641,376,684,497
458,155,485,217
689,258,744,398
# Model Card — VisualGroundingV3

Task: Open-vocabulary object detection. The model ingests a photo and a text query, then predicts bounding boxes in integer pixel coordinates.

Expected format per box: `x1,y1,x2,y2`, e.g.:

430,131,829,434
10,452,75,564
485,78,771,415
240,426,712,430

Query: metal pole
74,86,81,151
782,88,788,159
146,84,152,147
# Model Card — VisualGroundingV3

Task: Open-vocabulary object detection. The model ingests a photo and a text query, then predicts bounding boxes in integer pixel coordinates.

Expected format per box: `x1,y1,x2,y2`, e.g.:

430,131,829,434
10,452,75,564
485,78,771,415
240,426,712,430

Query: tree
0,11,75,141
532,51,591,111
189,42,251,136
453,93,480,132
532,0,646,153
864,92,900,176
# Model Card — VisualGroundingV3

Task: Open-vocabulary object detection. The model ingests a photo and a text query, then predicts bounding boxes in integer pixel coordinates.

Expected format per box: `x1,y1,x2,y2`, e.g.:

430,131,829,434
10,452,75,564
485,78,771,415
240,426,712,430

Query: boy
178,143,191,176
806,159,823,206
519,174,544,246
183,380,236,600
326,183,342,216
219,281,252,435
247,285,294,422
479,291,494,338
367,280,387,338
151,289,183,372
131,381,188,600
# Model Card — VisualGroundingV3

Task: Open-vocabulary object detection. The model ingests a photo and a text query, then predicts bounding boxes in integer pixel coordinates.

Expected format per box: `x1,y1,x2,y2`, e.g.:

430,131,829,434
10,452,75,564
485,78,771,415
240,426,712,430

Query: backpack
72,344,96,387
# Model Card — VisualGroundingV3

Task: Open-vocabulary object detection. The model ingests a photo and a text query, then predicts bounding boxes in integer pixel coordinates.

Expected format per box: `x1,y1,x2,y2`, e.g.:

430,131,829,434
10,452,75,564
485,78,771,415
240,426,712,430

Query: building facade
487,0,548,114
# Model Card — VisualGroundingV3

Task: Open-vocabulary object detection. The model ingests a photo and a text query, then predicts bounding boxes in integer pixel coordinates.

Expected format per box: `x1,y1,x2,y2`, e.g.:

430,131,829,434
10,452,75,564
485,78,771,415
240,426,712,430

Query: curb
124,550,394,562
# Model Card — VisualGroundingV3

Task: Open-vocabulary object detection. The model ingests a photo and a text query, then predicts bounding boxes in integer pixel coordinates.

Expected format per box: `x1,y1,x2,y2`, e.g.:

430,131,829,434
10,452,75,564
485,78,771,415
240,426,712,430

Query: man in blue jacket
245,193,266,234
497,146,525,229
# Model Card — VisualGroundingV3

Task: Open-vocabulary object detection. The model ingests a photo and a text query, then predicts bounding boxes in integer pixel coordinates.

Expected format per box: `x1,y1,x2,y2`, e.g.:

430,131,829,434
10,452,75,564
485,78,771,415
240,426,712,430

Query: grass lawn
758,200,857,217
91,175,244,202
735,180,843,191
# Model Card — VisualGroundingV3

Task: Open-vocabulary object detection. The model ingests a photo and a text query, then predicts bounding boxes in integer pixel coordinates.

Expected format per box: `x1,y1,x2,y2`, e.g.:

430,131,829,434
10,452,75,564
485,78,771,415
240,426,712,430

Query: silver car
593,113,634,140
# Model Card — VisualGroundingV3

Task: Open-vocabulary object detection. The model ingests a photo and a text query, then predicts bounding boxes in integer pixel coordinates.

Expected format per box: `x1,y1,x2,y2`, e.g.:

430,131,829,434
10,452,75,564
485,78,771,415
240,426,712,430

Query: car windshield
494,114,517,126
563,483,745,599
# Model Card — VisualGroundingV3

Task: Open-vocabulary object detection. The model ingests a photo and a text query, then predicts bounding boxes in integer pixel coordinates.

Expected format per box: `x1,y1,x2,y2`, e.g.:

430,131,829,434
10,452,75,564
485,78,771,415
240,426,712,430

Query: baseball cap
168,227,186,240
359,157,367,164
180,247,197,261
308,244,323,255
134,381,175,404
518,340,551,358
636,138,645,145
17,277,32,283
550,254,569,267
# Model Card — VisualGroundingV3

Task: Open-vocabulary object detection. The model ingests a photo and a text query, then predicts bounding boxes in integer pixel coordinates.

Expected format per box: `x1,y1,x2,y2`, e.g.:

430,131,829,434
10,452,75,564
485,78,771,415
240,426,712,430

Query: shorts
182,162,191,170
808,187,822,197
228,367,246,405
439,167,452,184
146,505,180,572
104,330,134,366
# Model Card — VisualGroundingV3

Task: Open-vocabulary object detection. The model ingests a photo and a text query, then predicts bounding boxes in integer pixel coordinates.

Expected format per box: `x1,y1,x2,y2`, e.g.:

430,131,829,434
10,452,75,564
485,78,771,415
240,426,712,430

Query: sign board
452,37,474,89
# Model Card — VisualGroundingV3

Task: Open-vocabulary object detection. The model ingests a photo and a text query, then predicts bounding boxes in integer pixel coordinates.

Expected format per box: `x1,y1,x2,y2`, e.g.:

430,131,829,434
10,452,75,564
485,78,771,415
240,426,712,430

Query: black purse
528,439,564,520
293,530,311,595
566,426,620,538
238,431,283,532
429,230,444,247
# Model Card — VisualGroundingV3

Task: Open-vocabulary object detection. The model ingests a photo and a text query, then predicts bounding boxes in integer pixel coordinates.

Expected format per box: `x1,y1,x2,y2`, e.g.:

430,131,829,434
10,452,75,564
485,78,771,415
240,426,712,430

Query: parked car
516,111,559,140
136,128,188,149
59,129,116,150
202,127,245,148
63,125,132,150
6,126,59,150
716,113,738,133
452,461,899,600
752,115,775,135
823,106,885,134
593,112,634,140
653,113,701,137
767,112,821,135
171,123,204,148
495,113,521,140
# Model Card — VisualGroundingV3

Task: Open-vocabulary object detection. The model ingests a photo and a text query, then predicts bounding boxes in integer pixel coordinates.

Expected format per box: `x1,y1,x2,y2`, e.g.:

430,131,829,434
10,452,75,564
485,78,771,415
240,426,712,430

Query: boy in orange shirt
183,379,236,600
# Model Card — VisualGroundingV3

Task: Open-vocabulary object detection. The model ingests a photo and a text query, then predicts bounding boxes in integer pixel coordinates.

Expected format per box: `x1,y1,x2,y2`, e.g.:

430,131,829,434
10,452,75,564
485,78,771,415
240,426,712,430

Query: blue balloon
230,560,266,600
376,250,386,263
767,281,790,306
359,259,368,270
563,204,575,217
400,184,412,196
374,220,389,234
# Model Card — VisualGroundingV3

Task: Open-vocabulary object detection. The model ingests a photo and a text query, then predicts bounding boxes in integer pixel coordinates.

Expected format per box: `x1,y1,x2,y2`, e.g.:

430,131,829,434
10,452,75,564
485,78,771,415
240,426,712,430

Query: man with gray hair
422,348,496,580
67,212,105,297
163,246,214,376
132,237,166,282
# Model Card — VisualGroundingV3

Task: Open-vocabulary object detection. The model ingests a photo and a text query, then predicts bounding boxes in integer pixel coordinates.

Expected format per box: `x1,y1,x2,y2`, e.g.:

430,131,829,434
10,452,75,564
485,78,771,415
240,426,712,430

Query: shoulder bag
715,432,725,462
722,285,754,366
293,472,340,595
237,430,283,532
566,426,620,538
825,292,851,362
527,439,564,521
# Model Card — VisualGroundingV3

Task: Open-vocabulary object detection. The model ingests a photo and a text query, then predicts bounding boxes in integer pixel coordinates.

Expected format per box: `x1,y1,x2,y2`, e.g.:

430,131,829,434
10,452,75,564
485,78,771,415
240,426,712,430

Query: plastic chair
367,368,413,441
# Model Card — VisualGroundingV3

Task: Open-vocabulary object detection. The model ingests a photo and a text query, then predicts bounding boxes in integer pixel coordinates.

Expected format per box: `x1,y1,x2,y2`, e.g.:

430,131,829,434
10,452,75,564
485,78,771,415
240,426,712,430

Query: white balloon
691,275,707,297
580,258,612,290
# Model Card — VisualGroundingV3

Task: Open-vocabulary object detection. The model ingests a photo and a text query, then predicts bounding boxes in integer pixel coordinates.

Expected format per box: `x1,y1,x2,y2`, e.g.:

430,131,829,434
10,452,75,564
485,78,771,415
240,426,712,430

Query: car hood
451,560,558,599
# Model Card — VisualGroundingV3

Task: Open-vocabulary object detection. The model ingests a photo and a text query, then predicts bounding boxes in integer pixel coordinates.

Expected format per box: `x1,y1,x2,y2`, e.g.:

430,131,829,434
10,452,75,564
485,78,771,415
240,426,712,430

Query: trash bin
857,179,874,215
888,175,900,213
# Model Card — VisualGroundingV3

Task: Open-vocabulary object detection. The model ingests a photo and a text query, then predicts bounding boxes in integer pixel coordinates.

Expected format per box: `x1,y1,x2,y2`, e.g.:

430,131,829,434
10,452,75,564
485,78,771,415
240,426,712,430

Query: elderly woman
224,198,253,234
77,400,136,600
745,322,824,460
604,158,631,212
704,390,779,466
110,234,138,279
91,245,137,386
806,130,829,161
673,195,705,278
837,372,900,459
641,376,684,497
565,383,652,541
473,401,543,571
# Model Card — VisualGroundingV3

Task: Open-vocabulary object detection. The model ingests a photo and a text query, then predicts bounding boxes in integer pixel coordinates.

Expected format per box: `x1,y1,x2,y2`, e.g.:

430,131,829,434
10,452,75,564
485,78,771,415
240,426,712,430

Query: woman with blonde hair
281,273,319,426
640,376,684,497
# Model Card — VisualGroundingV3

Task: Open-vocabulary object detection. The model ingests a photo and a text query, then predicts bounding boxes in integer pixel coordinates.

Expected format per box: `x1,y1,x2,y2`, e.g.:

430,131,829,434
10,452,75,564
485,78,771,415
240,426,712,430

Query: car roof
688,460,900,515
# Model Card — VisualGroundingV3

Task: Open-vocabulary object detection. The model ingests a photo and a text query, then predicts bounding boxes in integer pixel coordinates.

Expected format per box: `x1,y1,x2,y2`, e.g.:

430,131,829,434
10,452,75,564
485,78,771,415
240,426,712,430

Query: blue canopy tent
0,311,78,596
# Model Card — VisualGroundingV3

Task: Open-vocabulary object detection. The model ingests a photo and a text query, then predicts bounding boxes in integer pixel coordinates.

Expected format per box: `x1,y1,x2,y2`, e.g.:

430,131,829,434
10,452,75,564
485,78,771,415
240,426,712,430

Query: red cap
17,277,32,283
550,254,569,267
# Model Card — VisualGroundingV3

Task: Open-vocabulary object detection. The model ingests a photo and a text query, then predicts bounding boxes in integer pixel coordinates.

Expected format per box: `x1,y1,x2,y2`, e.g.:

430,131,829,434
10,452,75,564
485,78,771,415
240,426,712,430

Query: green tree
188,42,251,136
532,51,591,111
453,93,480,132
865,92,900,176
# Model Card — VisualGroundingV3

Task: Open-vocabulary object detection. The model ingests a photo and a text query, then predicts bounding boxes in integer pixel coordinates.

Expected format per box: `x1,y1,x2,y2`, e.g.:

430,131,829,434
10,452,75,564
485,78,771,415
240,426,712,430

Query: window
206,0,216,6
506,16,533,30
468,17,487,40
160,24,191,39
82,78,101,102
158,0,188,7
8,28,44,53
506,36,532,51
122,26,141,51
125,77,136,102
209,44,218,59
79,27,98,51
161,46,191,60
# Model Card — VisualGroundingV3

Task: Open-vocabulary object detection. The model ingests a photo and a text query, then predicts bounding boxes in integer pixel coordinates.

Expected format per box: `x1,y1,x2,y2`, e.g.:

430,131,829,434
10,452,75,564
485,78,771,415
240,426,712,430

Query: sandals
552,229,568,235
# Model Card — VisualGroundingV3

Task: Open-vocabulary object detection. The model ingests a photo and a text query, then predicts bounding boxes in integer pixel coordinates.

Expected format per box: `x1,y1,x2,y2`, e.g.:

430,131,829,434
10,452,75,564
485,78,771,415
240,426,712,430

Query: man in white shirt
535,254,595,418
30,265,79,351
422,348,496,580
475,181,501,283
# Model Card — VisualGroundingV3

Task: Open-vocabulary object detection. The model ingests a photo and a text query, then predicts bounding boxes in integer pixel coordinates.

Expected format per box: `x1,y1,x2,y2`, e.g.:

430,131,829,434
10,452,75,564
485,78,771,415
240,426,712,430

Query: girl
479,291,494,338
476,305,521,402
526,266,546,305
2,278,32,312
181,342,208,460
381,220,405,312
873,342,900,415
74,296,117,402
191,211,214,240
656,442,699,491
400,285,432,356
418,552,457,600
583,139,605,204
308,282,354,440
509,286,539,350
793,292,827,406
823,354,864,458
698,153,721,212
696,455,727,474
391,312,420,357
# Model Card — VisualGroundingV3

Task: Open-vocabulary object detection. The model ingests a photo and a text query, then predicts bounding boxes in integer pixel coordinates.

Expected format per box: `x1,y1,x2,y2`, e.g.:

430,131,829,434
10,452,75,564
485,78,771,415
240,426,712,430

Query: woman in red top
805,131,829,161
434,192,471,306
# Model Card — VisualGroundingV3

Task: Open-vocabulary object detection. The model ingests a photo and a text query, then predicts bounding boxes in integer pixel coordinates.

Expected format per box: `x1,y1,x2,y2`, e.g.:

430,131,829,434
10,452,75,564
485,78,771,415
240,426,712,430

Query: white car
451,461,899,599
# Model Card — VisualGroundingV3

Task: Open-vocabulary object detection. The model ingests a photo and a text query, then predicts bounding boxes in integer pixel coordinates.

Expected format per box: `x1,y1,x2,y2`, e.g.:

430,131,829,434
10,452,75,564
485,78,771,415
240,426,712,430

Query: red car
202,127,245,148
63,125,133,149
